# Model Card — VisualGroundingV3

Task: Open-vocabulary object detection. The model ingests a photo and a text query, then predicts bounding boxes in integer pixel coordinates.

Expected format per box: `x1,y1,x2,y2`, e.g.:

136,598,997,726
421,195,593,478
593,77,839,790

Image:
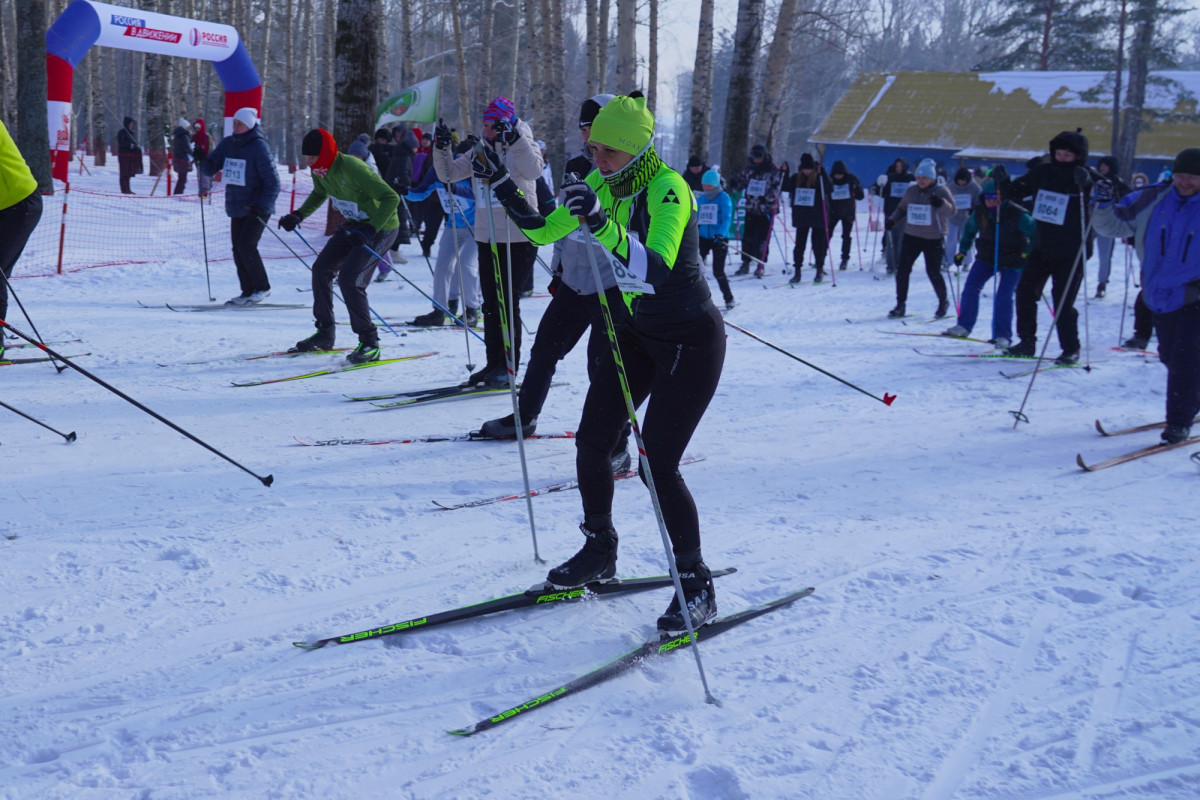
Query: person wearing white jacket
433,97,544,387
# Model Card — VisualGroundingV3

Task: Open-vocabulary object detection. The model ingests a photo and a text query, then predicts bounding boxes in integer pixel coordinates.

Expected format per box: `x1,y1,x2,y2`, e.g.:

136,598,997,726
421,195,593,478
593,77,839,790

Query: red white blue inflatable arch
46,0,261,181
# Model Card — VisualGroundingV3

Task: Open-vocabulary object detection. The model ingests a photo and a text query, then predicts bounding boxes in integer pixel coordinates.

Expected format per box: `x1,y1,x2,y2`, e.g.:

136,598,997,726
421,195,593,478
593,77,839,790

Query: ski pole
1009,193,1097,428
199,192,214,301
0,399,76,442
816,171,836,287
579,220,719,707
0,270,66,373
474,143,542,563
262,222,400,338
442,185,476,370
1118,244,1132,345
0,320,273,486
724,319,897,406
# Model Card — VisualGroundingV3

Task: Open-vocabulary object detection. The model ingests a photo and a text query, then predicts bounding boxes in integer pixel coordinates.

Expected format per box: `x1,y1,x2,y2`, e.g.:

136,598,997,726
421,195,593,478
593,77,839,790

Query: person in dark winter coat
1094,148,1200,444
197,107,280,305
682,155,706,192
828,160,864,270
117,117,142,194
944,167,980,268
1002,130,1101,364
787,153,833,283
384,124,417,246
171,118,193,195
880,157,914,273
729,144,783,276
1092,155,1133,298
369,128,393,179
192,119,213,197
942,178,1035,347
886,158,956,318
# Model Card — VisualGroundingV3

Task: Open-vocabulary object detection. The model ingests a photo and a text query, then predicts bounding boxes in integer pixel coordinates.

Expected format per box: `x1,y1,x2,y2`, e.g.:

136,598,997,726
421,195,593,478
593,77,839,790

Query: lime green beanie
589,95,655,155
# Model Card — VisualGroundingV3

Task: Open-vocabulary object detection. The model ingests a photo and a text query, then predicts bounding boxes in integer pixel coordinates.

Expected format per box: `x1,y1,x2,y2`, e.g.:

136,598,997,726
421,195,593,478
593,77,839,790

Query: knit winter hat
750,144,767,160
375,128,391,141
1172,147,1200,176
980,178,998,195
799,153,815,170
233,107,258,129
589,94,655,155
580,94,616,128
914,159,937,180
688,155,705,169
482,97,516,124
1049,129,1088,160
831,160,847,175
177,117,189,129
701,169,720,187
954,167,972,183
347,133,370,160
301,128,338,175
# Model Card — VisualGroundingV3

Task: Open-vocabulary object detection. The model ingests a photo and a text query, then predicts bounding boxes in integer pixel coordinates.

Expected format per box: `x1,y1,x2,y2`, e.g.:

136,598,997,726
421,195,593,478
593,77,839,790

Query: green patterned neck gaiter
604,144,663,200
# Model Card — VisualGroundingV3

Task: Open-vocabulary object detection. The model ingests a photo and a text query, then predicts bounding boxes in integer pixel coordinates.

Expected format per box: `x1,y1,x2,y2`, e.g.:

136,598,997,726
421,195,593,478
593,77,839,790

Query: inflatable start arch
46,0,262,181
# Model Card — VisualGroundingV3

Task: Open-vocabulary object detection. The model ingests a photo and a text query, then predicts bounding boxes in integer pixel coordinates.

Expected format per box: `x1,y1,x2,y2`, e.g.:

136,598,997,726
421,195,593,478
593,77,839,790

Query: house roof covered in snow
811,71,1200,161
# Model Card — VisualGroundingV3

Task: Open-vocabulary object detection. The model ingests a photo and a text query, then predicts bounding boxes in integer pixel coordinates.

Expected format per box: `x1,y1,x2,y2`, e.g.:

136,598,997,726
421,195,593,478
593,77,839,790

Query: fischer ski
875,328,992,344
230,352,436,386
164,302,308,311
346,382,510,403
999,362,1094,379
162,348,352,367
293,431,576,446
1,353,90,366
433,455,706,510
911,347,1018,359
1,338,82,350
294,568,738,651
1095,416,1200,437
1076,435,1200,471
370,384,513,409
447,586,815,736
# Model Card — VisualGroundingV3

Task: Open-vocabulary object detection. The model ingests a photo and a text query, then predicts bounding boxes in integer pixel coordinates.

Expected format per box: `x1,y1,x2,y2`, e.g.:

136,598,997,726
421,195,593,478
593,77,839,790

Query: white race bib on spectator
906,204,933,227
747,178,767,197
698,203,719,226
223,158,246,186
1033,190,1070,225
831,184,850,201
793,188,816,207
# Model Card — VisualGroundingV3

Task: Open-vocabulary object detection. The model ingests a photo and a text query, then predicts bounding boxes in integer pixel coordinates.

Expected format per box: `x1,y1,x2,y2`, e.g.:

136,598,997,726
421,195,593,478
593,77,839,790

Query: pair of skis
230,352,437,386
1078,417,1200,471
292,567,813,735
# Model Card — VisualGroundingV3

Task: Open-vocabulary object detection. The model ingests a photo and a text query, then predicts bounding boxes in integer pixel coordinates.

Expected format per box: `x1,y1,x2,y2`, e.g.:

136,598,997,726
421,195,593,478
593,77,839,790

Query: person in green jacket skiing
279,129,401,364
0,120,42,359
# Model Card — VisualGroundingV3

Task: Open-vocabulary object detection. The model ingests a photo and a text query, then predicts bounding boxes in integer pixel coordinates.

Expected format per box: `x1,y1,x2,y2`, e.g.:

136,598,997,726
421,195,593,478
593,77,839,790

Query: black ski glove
885,217,896,231
491,119,521,146
434,121,452,150
471,142,509,185
928,194,944,209
1093,178,1114,203
278,213,301,232
953,252,965,266
1074,166,1094,190
562,174,607,233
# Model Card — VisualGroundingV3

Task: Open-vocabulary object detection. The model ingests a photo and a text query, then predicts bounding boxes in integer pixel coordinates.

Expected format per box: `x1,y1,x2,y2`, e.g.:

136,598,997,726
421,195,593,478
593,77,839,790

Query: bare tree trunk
585,0,599,94
1116,0,1156,176
450,0,472,131
646,0,657,114
283,0,297,164
479,0,497,114
0,0,15,132
720,0,764,180
16,0,51,189
335,0,384,147
1039,2,1053,70
616,0,637,91
750,0,799,149
324,0,337,127
399,0,414,86
598,0,611,90
689,0,714,161
545,0,566,182
92,47,107,165
260,0,275,98
1111,0,1128,168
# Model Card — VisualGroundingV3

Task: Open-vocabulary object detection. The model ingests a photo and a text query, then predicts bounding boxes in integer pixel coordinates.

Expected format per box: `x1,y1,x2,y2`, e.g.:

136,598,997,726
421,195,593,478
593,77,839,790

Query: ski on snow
875,328,992,344
1,338,83,350
162,348,352,367
293,431,576,446
447,586,815,736
166,302,307,311
294,568,738,651
1,353,90,366
999,361,1095,379
370,384,516,409
433,455,706,510
1077,435,1200,471
230,352,436,386
1095,416,1200,437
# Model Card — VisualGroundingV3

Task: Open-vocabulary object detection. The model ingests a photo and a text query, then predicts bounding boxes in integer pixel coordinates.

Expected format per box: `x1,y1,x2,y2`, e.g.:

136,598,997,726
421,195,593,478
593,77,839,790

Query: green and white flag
375,77,441,126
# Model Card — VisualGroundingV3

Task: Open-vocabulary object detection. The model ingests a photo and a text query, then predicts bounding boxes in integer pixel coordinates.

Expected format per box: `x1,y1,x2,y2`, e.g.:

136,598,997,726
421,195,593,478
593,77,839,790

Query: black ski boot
410,308,446,327
1162,423,1192,445
478,413,537,439
292,323,335,352
546,523,618,588
461,364,507,388
1003,339,1036,357
887,303,906,319
935,298,950,319
657,556,717,634
346,338,381,364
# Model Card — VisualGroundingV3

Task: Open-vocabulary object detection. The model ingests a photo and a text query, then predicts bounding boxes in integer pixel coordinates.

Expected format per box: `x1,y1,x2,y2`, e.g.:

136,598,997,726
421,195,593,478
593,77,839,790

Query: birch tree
334,0,385,147
16,0,51,189
720,0,764,179
616,0,635,90
689,0,715,162
750,0,801,148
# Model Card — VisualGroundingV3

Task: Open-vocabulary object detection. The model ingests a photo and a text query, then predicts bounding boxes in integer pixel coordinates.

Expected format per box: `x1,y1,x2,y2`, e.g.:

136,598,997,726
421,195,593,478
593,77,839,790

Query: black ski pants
230,215,270,296
477,239,536,373
311,226,398,344
792,222,828,275
1014,247,1084,353
575,304,725,556
1153,302,1200,428
0,190,42,323
740,212,771,269
699,237,732,304
895,234,947,306
830,209,854,262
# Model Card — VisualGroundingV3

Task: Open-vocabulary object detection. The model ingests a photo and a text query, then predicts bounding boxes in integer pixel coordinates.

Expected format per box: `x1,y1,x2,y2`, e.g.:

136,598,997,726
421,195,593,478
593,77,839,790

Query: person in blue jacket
197,108,280,305
696,168,734,309
1093,147,1200,445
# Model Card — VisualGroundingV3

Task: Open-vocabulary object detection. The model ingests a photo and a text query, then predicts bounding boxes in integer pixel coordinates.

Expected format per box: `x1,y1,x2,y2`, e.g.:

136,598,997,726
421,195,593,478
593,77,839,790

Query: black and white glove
491,119,521,146
278,213,301,232
1074,166,1094,190
1092,178,1114,203
434,122,453,151
561,174,607,233
471,142,509,185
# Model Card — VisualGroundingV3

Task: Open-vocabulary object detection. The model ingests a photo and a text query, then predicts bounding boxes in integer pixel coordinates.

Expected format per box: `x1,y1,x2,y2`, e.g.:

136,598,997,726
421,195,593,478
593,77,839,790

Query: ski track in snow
4,170,1200,798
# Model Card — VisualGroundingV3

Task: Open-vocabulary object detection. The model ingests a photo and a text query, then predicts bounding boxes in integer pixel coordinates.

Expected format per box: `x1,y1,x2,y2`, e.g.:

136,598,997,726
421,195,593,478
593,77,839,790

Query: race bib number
330,196,366,221
698,203,719,226
474,181,499,208
1033,190,1070,225
906,204,933,227
747,178,767,197
954,193,972,209
436,187,453,214
223,158,246,186
793,188,816,207
614,231,655,295
890,182,910,198
831,184,851,201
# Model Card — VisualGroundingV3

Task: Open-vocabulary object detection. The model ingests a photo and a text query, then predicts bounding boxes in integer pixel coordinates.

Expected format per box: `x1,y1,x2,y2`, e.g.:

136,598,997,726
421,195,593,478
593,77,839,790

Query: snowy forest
3,0,1200,191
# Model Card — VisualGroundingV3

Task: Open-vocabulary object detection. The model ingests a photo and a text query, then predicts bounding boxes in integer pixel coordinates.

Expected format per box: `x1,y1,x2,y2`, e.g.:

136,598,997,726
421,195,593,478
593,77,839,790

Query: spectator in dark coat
192,118,213,197
171,118,193,195
828,160,864,270
384,124,418,245
197,107,280,305
117,117,142,194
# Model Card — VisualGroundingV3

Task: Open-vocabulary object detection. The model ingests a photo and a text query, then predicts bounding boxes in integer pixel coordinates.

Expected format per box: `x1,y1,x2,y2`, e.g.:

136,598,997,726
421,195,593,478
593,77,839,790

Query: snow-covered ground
3,165,1198,800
